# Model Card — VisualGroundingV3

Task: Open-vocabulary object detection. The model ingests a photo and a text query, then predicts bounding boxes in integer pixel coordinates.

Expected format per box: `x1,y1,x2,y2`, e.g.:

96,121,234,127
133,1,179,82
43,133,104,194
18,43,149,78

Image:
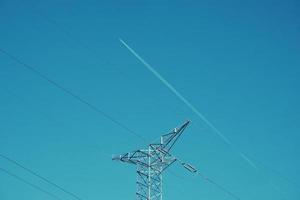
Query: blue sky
0,0,299,199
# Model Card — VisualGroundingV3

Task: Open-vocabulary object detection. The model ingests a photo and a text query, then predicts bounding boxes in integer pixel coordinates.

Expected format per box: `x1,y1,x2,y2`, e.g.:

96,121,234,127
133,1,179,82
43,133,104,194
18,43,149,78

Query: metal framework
113,121,197,200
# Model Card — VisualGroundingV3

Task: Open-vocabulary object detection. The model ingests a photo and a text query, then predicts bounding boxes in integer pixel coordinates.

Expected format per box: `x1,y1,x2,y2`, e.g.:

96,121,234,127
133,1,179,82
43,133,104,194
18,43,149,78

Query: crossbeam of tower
113,121,197,200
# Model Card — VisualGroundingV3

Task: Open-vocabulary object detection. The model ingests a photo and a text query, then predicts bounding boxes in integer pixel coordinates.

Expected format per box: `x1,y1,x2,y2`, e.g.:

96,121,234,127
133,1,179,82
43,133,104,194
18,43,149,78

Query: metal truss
113,121,197,200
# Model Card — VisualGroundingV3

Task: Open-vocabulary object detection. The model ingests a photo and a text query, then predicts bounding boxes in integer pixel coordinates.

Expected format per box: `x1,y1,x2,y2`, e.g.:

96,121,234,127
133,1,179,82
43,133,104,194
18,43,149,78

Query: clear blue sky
0,0,299,199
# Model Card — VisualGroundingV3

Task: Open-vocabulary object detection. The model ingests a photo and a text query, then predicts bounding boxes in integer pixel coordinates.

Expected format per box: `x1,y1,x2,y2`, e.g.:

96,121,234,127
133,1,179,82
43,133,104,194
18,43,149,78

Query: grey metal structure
113,121,197,200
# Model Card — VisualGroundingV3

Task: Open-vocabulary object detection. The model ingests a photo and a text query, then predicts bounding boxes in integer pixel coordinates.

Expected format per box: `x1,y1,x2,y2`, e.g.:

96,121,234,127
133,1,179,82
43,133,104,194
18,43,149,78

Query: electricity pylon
113,121,197,200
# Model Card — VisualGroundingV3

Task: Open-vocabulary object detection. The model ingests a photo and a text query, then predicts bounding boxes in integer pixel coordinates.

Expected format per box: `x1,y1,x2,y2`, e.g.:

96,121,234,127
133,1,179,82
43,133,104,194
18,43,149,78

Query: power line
0,48,145,142
1,77,191,197
0,154,83,200
25,10,298,197
0,166,63,200
24,13,222,190
174,156,241,200
0,48,241,200
3,6,243,200
0,16,242,198
29,12,295,198
196,172,241,200
7,8,294,197
1,87,114,160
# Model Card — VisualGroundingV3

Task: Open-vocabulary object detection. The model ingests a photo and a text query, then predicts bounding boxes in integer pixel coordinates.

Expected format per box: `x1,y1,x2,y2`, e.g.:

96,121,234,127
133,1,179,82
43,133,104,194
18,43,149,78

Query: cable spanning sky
1,1,300,200
0,46,241,199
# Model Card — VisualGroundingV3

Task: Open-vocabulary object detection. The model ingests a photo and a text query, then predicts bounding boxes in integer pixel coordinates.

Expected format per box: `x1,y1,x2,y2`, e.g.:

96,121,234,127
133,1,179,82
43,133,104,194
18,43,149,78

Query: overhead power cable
19,10,297,197
0,47,241,200
4,8,293,197
0,154,83,200
0,48,145,142
0,167,63,200
197,173,241,200
26,11,296,197
175,157,241,200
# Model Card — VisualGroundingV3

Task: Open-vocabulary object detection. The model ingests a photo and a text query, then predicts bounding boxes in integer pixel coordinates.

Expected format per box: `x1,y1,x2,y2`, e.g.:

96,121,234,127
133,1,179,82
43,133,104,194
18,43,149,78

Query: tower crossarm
160,121,190,152
112,150,150,165
113,121,195,200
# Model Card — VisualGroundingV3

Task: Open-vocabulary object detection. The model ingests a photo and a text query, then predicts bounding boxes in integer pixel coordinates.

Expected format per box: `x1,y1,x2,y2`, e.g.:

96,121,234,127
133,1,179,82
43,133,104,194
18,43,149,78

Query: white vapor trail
119,38,258,170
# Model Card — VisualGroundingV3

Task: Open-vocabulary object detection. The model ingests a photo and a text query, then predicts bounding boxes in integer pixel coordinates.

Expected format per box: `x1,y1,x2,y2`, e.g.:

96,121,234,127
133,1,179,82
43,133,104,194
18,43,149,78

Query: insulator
182,163,197,173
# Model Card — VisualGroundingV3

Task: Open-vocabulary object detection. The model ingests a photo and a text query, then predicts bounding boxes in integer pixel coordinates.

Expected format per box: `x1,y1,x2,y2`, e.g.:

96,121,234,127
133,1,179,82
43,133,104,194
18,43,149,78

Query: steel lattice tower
113,121,197,200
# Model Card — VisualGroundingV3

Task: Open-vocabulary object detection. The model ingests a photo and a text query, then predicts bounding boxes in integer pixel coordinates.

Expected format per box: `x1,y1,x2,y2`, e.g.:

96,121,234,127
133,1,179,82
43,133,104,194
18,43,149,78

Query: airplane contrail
119,38,257,170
